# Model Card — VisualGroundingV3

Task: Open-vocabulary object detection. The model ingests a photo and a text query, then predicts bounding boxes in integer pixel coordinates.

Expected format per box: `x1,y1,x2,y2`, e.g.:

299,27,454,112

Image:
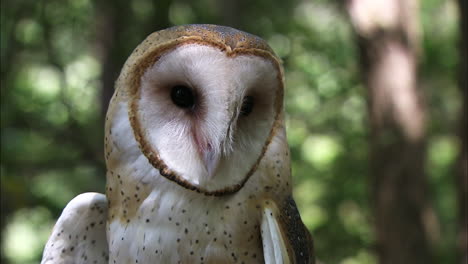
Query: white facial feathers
137,44,280,190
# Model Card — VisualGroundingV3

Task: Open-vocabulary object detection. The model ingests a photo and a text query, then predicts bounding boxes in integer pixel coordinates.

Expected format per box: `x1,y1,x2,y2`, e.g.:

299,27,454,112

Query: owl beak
193,130,221,179
203,143,220,179
202,110,236,178
195,109,236,179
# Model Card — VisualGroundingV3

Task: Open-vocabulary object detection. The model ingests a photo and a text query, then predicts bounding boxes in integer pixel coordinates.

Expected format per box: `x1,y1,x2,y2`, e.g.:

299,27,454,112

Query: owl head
106,25,284,195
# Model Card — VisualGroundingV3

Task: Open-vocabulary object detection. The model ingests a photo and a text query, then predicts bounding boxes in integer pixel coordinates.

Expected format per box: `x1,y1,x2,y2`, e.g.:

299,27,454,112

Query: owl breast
107,183,267,264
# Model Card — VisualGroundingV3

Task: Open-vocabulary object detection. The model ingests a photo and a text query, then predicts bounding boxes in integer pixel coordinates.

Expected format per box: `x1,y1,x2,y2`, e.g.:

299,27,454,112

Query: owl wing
41,192,109,264
261,196,315,264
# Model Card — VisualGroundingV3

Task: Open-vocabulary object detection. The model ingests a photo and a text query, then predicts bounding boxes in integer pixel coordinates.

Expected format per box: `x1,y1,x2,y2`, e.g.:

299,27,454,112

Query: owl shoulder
41,193,108,264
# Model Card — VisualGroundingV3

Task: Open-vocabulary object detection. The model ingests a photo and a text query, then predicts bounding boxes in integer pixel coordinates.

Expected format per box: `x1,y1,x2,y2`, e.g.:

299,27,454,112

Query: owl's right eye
171,85,195,108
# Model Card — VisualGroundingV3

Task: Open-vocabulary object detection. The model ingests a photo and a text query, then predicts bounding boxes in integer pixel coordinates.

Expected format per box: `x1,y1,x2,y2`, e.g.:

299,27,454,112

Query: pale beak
195,107,236,180
203,143,220,179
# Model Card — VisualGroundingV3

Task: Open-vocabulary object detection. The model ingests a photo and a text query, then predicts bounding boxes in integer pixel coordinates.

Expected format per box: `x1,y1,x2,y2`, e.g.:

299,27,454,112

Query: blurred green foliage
0,0,461,263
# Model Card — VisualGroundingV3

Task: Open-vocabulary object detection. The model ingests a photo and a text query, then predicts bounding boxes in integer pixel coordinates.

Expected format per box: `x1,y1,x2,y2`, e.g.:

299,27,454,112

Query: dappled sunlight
64,55,101,120
31,170,83,208
26,66,61,101
285,118,308,147
292,52,330,77
338,200,372,242
289,86,319,113
301,135,342,170
45,102,69,125
426,136,458,251
268,34,291,58
428,136,459,174
294,179,327,229
15,19,43,45
294,2,340,33
2,207,54,264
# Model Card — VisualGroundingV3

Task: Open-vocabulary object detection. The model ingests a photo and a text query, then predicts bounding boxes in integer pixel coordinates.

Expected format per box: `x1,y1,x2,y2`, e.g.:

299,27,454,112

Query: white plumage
41,193,108,264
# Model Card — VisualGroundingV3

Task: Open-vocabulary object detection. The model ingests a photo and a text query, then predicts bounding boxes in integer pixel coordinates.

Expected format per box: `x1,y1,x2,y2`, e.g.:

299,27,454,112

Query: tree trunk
219,0,244,29
346,0,433,263
457,0,467,263
94,0,126,120
95,0,171,120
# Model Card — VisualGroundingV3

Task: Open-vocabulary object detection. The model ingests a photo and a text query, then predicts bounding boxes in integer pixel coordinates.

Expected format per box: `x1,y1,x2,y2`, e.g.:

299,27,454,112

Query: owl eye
240,96,254,116
171,85,195,108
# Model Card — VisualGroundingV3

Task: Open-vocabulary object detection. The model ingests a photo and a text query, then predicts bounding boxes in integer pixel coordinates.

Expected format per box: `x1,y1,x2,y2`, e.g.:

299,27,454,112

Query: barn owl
41,24,314,264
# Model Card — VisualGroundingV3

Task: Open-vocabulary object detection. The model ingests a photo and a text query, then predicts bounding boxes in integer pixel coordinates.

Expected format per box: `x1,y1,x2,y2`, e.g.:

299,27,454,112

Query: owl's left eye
240,96,254,116
171,85,195,108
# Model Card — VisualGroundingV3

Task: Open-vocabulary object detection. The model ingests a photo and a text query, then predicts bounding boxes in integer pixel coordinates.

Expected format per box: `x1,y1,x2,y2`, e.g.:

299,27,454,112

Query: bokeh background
1,0,465,263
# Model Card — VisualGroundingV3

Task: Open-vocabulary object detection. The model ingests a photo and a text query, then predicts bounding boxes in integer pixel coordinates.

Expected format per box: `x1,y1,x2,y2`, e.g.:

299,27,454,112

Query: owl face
108,25,283,195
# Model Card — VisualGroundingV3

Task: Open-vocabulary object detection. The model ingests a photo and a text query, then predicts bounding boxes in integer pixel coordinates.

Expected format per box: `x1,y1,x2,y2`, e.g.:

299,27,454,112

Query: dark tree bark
346,0,433,263
95,0,171,120
219,0,245,29
457,0,467,263
95,0,130,120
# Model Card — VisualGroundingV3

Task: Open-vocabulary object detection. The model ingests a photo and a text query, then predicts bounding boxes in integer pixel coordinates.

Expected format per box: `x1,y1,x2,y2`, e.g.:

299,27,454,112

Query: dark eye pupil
240,96,254,116
171,85,194,108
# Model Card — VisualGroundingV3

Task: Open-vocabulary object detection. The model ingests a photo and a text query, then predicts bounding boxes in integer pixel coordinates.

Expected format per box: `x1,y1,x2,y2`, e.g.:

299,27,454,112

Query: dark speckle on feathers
280,196,315,264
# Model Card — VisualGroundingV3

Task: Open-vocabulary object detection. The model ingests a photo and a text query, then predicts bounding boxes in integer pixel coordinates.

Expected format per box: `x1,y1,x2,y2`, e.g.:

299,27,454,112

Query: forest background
1,0,466,263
